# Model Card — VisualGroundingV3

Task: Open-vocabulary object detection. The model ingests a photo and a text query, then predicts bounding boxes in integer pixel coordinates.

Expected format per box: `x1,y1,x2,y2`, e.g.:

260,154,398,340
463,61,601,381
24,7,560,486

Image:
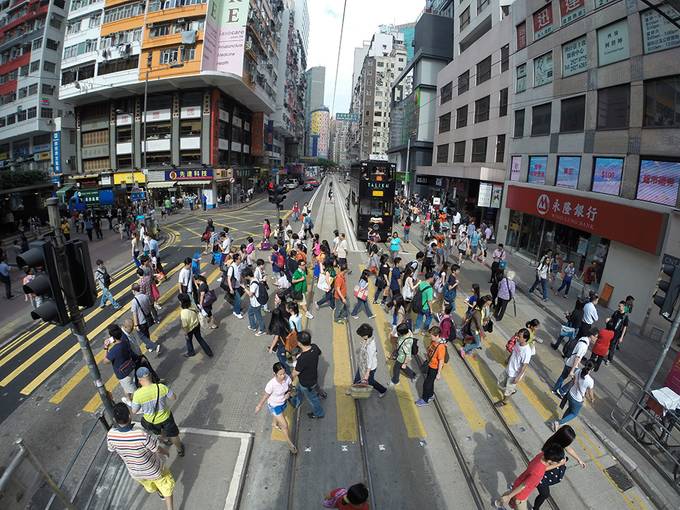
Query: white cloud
306,0,423,115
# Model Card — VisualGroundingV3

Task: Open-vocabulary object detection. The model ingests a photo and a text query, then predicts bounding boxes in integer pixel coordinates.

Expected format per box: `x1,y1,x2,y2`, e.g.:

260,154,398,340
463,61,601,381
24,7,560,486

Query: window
82,129,107,146
501,44,510,72
644,76,680,128
474,96,490,123
560,95,586,132
516,63,527,93
592,157,624,195
40,108,53,118
436,144,449,163
42,84,55,95
456,105,468,128
453,141,466,162
514,109,525,137
439,112,451,133
516,22,527,50
495,134,505,163
531,103,551,136
27,107,36,119
103,2,145,24
476,56,491,85
458,71,469,95
6,114,15,125
477,0,489,14
18,87,27,99
636,159,680,206
499,88,508,117
46,39,59,51
471,138,487,162
43,61,56,73
562,37,587,77
160,48,179,64
17,109,26,122
32,38,43,50
181,47,195,62
28,83,37,95
150,24,170,37
460,7,470,30
30,61,40,73
83,158,109,172
440,82,452,104
597,19,630,66
597,84,630,129
116,125,132,143
556,156,581,189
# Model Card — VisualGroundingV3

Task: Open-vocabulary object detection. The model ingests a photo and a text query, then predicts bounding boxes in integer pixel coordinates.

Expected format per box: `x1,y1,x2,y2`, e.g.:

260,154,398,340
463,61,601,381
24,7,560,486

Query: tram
346,160,396,242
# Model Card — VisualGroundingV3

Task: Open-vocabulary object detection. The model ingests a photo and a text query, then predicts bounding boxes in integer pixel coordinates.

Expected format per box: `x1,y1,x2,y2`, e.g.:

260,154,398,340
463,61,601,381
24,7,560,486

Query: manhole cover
605,464,634,492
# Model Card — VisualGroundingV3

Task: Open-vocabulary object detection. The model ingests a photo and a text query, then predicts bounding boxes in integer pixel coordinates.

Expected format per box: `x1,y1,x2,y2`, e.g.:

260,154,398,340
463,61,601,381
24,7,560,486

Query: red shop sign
506,185,668,254
665,351,680,396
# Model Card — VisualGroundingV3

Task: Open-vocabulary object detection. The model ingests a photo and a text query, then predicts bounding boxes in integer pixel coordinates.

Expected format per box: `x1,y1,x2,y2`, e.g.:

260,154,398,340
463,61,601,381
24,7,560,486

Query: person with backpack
202,218,215,254
178,293,214,358
271,243,285,276
552,360,596,430
494,270,516,321
552,328,597,397
438,305,457,343
227,253,244,319
302,213,314,239
415,326,447,407
373,254,390,305
244,269,267,336
315,261,336,310
103,325,139,402
131,283,159,354
529,250,553,301
551,299,584,350
433,262,449,321
347,324,387,397
413,272,435,334
459,296,491,359
95,259,121,310
268,305,292,375
495,328,532,407
389,322,416,385
197,275,218,330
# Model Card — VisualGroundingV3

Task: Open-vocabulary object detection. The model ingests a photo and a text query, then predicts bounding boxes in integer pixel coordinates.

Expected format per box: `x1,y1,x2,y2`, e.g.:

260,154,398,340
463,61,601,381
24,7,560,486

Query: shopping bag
349,383,373,399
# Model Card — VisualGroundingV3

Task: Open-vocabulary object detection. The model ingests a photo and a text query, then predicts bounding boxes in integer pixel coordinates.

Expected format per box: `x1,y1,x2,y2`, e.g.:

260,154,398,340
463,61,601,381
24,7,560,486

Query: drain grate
605,464,634,492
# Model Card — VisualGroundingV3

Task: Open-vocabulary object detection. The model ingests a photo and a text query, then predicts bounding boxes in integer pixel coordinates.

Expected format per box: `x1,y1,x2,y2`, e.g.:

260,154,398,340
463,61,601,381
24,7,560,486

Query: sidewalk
404,220,680,509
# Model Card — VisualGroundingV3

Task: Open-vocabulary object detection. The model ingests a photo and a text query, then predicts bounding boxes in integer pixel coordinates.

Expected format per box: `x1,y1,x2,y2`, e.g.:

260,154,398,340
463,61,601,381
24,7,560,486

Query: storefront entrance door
517,214,544,257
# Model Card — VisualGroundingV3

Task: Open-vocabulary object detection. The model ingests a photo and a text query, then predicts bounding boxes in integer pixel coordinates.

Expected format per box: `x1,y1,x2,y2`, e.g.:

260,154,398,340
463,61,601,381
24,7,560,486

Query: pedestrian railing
611,379,680,491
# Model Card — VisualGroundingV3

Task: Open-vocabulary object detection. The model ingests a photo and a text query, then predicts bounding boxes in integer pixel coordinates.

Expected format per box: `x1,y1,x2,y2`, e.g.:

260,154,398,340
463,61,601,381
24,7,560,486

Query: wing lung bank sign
506,185,667,254
202,0,249,76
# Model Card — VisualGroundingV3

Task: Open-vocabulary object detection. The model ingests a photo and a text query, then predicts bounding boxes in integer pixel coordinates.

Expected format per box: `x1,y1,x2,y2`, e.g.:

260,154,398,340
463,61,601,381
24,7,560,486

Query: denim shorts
267,401,288,416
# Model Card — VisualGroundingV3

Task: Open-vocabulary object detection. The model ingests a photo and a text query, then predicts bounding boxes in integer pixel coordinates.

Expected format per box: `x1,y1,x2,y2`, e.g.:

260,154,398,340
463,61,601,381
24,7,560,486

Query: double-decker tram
346,160,396,242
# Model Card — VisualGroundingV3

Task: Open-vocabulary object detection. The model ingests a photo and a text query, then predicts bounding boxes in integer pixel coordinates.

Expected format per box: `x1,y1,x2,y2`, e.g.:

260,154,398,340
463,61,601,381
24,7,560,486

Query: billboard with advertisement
506,185,668,254
559,0,585,26
562,36,587,77
510,155,522,181
490,184,503,208
309,109,330,159
556,156,581,189
641,7,680,54
534,52,553,87
478,182,493,207
592,157,624,196
528,156,547,184
202,0,248,76
533,5,554,40
636,159,680,206
598,19,630,66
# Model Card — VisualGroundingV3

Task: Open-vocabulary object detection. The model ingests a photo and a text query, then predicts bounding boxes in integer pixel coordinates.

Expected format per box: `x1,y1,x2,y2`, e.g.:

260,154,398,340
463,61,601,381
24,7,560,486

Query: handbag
291,288,303,301
150,281,161,302
134,297,155,326
285,327,299,353
322,488,348,508
349,383,373,399
483,320,494,333
317,274,330,292
353,284,368,300
203,289,217,307
559,381,574,409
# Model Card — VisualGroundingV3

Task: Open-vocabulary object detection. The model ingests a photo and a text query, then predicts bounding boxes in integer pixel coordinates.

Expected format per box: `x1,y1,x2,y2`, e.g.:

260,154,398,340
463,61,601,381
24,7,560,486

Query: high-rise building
0,0,75,180
308,106,329,159
330,116,350,168
348,26,408,161
58,0,285,207
303,65,324,156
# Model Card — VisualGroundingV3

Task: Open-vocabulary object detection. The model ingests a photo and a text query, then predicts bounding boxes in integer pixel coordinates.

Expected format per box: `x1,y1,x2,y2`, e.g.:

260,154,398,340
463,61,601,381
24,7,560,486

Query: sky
306,0,424,115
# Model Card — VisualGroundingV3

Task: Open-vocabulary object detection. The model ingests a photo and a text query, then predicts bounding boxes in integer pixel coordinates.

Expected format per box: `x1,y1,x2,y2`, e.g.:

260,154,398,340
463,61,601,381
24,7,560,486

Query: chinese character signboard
556,156,581,189
598,19,629,66
641,7,680,54
165,168,214,181
636,159,680,206
202,0,248,76
478,182,493,207
510,155,522,181
528,156,547,184
562,37,588,76
517,22,527,49
595,0,615,6
51,131,61,176
506,185,668,254
490,184,503,208
534,52,553,87
592,157,624,196
559,0,585,26
533,5,554,40
336,112,360,122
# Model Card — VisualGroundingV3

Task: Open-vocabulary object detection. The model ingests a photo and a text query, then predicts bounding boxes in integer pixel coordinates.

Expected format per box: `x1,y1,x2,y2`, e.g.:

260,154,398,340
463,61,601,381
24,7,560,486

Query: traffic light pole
45,199,116,421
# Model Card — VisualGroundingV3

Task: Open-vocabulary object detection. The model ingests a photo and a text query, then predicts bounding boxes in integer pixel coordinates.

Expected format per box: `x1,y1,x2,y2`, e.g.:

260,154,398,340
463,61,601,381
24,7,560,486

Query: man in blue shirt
0,255,12,299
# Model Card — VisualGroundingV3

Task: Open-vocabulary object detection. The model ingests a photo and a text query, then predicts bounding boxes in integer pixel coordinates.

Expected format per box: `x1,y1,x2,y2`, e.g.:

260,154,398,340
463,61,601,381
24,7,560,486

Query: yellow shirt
180,307,200,332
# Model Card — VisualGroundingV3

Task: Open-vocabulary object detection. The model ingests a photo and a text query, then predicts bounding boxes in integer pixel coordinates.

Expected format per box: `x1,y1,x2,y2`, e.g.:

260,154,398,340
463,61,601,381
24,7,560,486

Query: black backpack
256,281,269,306
563,337,587,359
411,284,429,314
98,269,111,288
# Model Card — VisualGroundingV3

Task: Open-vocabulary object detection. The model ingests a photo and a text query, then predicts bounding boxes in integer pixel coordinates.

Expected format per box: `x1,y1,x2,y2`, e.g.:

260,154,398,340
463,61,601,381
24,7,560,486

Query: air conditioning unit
147,23,154,28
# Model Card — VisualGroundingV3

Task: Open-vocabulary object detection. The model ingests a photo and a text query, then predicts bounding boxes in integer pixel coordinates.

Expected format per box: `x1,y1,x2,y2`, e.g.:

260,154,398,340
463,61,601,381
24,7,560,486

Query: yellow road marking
82,374,119,413
271,404,295,442
440,362,485,431
367,280,426,438
12,263,184,394
332,320,358,442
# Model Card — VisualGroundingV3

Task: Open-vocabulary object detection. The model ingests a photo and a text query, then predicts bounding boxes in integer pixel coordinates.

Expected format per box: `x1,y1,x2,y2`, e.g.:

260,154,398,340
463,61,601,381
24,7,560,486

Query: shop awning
147,182,176,189
170,180,210,186
56,184,75,197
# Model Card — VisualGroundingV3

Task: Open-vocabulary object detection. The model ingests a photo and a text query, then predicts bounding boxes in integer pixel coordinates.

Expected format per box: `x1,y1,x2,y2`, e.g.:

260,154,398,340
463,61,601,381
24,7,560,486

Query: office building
303,65,324,156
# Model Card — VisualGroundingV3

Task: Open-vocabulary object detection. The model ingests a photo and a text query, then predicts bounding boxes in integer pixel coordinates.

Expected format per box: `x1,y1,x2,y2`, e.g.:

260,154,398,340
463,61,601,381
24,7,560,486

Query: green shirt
419,281,433,311
395,335,414,364
293,268,307,293
131,383,173,425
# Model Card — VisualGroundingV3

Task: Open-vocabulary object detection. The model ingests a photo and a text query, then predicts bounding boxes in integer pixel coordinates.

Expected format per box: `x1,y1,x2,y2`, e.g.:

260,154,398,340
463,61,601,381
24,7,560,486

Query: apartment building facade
498,0,680,332
58,0,283,207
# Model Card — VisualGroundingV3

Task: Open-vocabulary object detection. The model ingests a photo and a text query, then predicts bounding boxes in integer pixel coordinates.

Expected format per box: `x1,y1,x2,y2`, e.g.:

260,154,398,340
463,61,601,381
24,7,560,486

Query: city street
1,177,676,509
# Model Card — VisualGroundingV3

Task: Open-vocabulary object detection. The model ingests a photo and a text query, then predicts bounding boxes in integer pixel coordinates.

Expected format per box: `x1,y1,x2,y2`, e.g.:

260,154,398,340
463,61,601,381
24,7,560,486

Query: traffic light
17,240,69,325
66,240,97,309
268,185,287,209
653,263,680,320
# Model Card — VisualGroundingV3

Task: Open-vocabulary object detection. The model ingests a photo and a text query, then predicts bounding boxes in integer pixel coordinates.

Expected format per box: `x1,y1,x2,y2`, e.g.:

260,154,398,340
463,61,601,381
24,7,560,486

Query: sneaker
459,348,466,359
351,315,359,319
234,313,244,319
306,312,314,319
415,398,430,407
121,397,132,406
217,277,223,283
387,381,395,387
155,344,162,355
247,326,256,332
368,315,375,319
604,360,610,366
536,337,544,344
113,305,121,310
183,352,196,358
307,413,324,419
255,331,265,337
378,391,387,398
551,421,559,432
344,388,352,396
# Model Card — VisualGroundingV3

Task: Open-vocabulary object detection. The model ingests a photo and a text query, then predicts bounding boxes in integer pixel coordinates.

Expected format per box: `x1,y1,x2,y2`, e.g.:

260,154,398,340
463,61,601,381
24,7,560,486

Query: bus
346,160,396,242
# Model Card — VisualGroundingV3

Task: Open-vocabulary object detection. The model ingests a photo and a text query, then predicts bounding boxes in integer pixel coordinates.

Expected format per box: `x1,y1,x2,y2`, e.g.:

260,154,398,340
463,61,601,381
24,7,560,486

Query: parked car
284,180,298,190
302,183,314,191
305,178,320,187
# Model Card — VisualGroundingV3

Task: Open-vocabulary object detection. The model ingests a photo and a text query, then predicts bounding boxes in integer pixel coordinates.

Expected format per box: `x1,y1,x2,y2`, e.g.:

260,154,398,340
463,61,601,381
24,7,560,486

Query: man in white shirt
582,293,599,328
178,257,194,296
495,329,532,407
221,228,233,254
331,230,340,254
227,253,244,318
244,269,265,335
452,211,461,226
553,328,597,396
336,233,348,266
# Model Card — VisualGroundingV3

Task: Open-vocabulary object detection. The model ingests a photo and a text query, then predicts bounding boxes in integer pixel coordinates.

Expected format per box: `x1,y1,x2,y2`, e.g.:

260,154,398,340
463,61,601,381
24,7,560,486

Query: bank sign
165,169,213,181
506,185,667,254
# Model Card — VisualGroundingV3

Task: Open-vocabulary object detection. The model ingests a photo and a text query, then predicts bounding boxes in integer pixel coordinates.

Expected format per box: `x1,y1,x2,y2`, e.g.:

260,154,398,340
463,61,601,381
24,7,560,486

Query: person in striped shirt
107,403,176,509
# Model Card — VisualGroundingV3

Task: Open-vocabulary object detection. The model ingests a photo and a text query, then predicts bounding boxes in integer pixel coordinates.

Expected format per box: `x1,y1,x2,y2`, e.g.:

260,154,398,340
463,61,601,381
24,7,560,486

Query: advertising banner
556,156,581,189
592,157,624,196
533,5,554,40
562,36,587,77
559,0,585,26
165,168,213,181
534,52,553,87
490,184,503,209
641,7,680,54
202,0,248,76
636,159,680,206
510,155,522,182
506,185,668,254
51,131,61,175
478,182,492,207
528,156,547,184
598,19,629,66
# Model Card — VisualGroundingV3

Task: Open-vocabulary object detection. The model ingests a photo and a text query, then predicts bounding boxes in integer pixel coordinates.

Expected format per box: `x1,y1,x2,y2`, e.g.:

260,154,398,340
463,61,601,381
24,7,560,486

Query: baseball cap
136,366,151,379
